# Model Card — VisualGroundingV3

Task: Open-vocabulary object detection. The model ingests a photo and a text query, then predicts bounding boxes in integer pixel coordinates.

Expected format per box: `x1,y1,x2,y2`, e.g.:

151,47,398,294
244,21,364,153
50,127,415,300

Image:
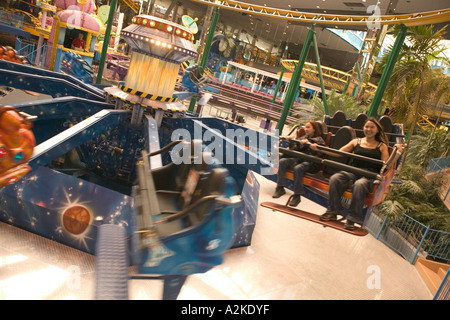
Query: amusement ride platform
0,172,432,300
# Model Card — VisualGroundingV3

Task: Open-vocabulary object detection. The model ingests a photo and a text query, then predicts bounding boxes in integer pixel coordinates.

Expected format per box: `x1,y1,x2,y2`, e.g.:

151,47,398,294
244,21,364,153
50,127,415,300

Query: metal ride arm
135,150,160,235
147,140,182,157
155,195,218,223
155,194,242,224
313,144,386,166
279,146,387,180
380,146,399,173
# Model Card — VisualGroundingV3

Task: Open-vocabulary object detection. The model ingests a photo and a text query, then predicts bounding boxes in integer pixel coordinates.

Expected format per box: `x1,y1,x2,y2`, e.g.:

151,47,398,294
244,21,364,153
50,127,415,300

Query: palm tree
378,128,450,232
376,24,449,172
294,89,366,125
425,72,450,149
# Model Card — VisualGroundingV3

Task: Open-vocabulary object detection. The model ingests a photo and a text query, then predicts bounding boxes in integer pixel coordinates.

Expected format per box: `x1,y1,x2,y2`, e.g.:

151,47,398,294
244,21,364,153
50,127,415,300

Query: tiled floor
0,174,433,300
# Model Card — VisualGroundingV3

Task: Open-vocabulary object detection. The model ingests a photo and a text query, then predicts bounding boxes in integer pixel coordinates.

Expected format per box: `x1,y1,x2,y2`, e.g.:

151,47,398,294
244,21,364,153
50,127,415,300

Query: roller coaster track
119,0,139,13
281,60,378,95
190,2,449,97
190,0,450,27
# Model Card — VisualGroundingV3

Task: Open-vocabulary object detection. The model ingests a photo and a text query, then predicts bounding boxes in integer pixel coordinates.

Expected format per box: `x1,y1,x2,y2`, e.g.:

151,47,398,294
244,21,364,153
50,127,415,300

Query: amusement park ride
0,0,448,300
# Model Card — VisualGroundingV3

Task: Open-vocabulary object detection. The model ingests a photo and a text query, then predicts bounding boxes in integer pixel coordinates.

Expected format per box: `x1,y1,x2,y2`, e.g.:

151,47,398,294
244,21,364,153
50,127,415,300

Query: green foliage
380,131,450,231
407,127,450,167
294,89,366,125
375,24,450,232
377,24,449,128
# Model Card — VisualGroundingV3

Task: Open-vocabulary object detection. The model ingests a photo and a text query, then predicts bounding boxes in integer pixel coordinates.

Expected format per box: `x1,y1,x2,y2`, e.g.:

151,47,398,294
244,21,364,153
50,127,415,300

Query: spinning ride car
262,112,404,236
95,140,242,300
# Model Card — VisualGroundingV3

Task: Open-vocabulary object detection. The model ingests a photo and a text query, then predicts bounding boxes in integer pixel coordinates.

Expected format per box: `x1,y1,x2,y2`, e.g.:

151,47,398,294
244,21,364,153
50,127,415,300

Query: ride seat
155,167,229,237
323,126,356,175
136,139,236,236
325,110,348,134
152,140,209,192
133,147,240,275
317,120,332,146
351,113,368,138
379,115,395,145
379,115,393,134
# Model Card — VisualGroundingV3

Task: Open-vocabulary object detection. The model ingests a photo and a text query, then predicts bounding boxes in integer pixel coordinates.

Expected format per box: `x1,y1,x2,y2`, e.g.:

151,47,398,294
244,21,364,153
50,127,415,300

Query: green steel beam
272,66,285,104
188,7,220,112
343,74,352,93
352,62,361,97
312,31,328,115
277,25,315,133
95,0,117,84
367,24,407,117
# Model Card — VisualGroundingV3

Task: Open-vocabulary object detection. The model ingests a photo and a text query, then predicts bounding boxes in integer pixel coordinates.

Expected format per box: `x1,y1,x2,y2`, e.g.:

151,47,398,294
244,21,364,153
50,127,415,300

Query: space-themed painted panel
0,166,134,254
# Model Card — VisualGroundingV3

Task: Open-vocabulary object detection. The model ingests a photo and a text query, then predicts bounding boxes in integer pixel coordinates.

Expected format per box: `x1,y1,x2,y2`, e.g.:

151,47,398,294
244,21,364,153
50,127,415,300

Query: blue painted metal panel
159,116,278,190
29,109,130,168
10,96,113,120
0,60,105,101
0,166,134,254
231,170,260,248
159,117,263,249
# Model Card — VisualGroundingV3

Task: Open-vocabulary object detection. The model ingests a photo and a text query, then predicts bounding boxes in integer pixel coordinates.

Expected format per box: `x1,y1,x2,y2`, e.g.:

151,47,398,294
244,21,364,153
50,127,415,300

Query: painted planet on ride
62,205,91,235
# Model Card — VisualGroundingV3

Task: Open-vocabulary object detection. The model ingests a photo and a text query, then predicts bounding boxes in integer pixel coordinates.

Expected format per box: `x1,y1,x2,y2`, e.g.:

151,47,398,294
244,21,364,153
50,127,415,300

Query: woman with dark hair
311,117,403,230
273,120,325,207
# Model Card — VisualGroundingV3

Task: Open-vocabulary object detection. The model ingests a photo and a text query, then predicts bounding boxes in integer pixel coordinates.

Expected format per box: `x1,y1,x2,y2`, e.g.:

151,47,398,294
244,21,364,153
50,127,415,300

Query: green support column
352,62,361,97
277,25,315,133
343,75,352,94
95,0,117,84
188,7,220,113
312,31,328,115
367,24,407,117
272,66,285,103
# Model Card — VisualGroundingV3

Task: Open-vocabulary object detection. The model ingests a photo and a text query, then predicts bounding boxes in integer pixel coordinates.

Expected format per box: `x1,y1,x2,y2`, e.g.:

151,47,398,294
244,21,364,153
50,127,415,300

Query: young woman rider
273,120,325,207
310,117,404,230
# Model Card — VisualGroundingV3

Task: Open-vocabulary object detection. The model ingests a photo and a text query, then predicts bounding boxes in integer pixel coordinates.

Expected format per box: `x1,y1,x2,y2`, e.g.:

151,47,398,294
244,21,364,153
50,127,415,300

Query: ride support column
188,7,220,113
277,24,315,133
367,24,407,117
96,0,118,84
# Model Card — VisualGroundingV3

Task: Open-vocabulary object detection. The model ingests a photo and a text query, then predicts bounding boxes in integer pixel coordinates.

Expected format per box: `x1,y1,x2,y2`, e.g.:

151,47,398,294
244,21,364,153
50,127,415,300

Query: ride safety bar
279,147,387,180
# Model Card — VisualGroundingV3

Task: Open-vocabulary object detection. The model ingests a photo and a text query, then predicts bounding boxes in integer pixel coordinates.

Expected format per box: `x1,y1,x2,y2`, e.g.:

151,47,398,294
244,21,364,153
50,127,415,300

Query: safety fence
366,209,449,264
434,269,450,300
366,208,450,299
15,39,51,69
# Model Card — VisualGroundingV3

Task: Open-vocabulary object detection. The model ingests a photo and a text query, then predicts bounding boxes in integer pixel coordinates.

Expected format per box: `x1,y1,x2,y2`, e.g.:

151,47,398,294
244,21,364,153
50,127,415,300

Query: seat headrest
330,111,347,127
187,168,227,205
316,120,328,134
352,113,368,129
329,126,356,150
379,115,393,134
323,126,356,175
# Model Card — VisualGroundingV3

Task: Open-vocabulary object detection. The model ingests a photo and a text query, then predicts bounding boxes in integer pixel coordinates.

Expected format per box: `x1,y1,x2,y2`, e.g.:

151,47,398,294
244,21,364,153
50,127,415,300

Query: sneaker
320,212,337,221
344,220,356,230
272,186,286,198
288,195,301,207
